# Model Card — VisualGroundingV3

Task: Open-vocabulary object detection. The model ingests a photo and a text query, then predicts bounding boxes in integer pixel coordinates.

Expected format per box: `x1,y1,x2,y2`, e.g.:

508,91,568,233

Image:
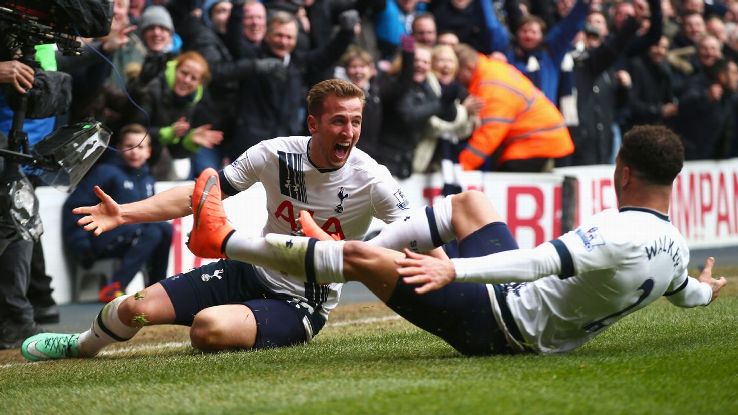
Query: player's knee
118,293,155,327
190,310,231,351
454,190,501,224
453,190,486,212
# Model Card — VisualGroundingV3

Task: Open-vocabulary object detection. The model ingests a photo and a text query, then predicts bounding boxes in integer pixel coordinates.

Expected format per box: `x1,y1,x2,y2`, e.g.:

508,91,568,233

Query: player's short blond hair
306,79,365,117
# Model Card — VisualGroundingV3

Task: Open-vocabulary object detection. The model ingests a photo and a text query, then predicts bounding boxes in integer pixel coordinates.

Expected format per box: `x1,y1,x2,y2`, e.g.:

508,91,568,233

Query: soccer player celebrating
185,125,725,355
22,79,412,360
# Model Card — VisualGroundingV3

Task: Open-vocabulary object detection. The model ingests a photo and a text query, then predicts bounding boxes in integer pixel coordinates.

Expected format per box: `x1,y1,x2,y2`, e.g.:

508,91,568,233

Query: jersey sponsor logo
644,235,682,268
575,227,604,251
278,151,307,202
276,202,346,239
334,187,350,213
201,269,224,282
123,180,134,190
394,189,410,210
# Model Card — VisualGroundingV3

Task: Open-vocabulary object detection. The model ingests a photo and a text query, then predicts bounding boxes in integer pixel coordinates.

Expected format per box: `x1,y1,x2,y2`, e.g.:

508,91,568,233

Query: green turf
1,298,736,414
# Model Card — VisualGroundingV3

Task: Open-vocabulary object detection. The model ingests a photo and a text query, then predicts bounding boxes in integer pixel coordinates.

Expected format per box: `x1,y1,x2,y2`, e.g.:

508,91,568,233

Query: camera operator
0,58,45,349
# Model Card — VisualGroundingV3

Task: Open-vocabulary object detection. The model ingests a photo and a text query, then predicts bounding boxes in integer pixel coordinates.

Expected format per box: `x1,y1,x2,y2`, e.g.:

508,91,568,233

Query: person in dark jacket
627,36,678,129
377,44,447,178
564,17,642,166
225,9,356,160
673,58,738,160
340,43,412,160
62,124,172,303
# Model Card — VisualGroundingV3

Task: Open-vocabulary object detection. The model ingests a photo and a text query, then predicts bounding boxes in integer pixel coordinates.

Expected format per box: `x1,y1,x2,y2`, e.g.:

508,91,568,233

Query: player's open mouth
334,143,350,158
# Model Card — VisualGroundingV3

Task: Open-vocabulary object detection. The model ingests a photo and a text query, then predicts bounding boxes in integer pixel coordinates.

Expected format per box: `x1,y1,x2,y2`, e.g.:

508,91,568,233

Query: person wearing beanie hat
141,5,175,54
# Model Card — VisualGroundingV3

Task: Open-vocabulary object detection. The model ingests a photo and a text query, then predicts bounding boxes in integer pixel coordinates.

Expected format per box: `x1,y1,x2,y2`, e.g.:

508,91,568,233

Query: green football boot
21,333,80,362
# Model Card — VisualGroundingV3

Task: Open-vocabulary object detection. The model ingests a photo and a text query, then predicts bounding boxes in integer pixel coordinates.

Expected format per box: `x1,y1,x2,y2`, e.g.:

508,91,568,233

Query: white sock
77,295,140,357
366,195,456,252
225,232,308,277
313,240,346,284
225,232,347,284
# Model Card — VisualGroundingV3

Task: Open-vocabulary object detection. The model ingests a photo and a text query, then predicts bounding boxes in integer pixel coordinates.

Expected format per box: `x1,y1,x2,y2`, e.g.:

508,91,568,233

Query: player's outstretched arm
73,184,195,236
697,257,728,303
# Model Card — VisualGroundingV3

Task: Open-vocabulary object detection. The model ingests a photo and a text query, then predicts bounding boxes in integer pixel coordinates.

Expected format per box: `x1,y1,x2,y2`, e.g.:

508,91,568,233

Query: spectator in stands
64,0,144,133
564,16,640,166
673,58,738,161
374,0,424,60
672,34,723,95
627,36,678,128
225,10,356,160
136,5,182,87
128,0,146,25
428,0,509,55
504,0,588,102
62,124,172,303
377,44,447,178
341,45,411,160
672,11,706,48
413,44,480,174
437,30,460,48
455,44,574,172
130,51,224,180
180,0,268,175
412,12,437,47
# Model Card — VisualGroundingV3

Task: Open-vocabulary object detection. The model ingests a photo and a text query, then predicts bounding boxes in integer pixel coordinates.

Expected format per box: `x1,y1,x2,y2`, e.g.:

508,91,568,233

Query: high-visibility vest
459,55,574,170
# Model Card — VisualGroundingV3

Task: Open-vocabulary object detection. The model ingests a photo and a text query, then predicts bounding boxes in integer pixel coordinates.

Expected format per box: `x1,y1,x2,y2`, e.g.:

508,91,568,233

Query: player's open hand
697,256,728,302
72,186,124,236
397,249,456,294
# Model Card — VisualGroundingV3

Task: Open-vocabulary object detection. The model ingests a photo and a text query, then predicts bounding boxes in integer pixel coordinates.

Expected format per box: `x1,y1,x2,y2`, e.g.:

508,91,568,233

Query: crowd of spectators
46,0,738,180
11,0,736,178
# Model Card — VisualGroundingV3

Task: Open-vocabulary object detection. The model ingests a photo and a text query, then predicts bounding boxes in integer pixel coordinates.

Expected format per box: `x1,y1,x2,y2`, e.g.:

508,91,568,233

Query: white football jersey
222,136,410,317
495,208,692,353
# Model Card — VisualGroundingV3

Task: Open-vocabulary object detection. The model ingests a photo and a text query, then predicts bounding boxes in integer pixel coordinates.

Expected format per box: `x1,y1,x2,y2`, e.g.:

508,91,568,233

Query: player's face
307,95,363,169
120,132,151,169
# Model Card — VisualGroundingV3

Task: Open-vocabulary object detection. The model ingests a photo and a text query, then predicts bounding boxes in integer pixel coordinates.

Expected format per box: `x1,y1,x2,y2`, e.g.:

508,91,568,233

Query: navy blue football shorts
159,259,326,349
387,221,519,356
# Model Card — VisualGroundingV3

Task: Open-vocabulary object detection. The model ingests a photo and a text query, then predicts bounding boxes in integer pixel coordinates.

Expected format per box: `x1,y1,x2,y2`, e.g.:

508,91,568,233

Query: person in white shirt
183,124,727,355
22,79,412,361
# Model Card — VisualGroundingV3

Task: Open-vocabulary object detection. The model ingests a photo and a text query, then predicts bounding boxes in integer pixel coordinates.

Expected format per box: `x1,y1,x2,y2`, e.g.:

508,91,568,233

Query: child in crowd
62,124,172,302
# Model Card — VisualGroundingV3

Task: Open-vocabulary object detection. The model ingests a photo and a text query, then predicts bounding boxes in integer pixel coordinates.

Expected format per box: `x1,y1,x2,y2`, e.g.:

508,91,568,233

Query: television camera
0,0,113,191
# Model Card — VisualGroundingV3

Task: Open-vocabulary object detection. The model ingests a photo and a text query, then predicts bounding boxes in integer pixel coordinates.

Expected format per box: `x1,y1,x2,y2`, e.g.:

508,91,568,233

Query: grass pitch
1,276,736,415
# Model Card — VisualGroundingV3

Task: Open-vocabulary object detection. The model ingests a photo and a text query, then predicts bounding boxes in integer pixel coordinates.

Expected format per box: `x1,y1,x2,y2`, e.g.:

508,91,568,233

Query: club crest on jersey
394,189,410,210
335,187,349,213
576,227,604,251
201,269,224,282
